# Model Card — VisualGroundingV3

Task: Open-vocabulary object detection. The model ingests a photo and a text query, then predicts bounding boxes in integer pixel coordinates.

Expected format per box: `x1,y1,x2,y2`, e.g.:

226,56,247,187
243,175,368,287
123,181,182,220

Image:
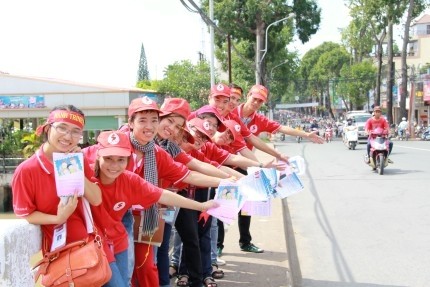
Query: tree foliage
157,60,213,109
137,43,150,82
201,0,321,86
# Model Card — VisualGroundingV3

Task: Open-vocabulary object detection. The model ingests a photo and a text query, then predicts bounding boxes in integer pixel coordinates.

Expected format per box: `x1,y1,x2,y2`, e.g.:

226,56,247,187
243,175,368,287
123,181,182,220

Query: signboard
424,80,430,102
0,95,45,109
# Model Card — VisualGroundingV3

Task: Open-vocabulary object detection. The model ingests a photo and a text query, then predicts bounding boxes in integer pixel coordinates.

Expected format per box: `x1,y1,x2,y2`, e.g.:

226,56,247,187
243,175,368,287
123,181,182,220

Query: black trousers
175,188,213,287
217,168,252,247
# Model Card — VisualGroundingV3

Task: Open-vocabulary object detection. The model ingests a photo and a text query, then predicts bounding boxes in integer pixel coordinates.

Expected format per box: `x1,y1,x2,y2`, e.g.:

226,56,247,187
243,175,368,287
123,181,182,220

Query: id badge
51,223,67,251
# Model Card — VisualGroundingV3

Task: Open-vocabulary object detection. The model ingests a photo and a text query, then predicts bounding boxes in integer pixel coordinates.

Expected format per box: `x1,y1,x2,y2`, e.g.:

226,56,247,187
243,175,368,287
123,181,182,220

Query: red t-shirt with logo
90,171,163,254
12,147,95,255
232,104,281,150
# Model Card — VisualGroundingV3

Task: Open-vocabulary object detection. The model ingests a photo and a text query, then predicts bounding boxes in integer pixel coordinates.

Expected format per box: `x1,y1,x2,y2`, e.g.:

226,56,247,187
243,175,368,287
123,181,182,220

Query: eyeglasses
50,124,83,139
189,126,209,143
204,121,218,130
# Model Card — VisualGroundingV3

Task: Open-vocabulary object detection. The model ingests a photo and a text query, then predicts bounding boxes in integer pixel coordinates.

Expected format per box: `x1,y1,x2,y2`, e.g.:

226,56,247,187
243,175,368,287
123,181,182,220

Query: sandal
176,275,190,287
211,263,224,279
203,277,217,287
169,264,178,279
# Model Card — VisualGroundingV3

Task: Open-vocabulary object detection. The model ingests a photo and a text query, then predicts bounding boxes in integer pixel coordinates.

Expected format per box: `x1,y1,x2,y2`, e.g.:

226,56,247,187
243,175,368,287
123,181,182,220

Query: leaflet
207,181,247,225
53,152,85,198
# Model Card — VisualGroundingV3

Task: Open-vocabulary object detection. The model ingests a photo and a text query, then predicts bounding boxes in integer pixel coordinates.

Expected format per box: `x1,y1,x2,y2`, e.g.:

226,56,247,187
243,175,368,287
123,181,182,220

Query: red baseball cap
160,98,191,120
248,84,268,102
230,87,243,97
186,118,213,142
179,126,195,144
210,83,231,98
128,96,161,118
192,105,226,132
222,120,242,141
97,131,132,157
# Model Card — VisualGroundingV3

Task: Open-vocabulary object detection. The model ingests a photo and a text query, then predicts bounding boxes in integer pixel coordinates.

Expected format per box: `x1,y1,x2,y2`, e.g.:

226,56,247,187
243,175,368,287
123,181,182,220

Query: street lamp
256,13,295,84
260,14,295,64
267,60,289,120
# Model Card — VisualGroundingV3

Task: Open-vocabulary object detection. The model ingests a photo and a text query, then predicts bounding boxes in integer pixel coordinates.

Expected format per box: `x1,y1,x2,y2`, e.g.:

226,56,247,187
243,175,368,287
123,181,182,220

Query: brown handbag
33,234,111,287
33,199,112,286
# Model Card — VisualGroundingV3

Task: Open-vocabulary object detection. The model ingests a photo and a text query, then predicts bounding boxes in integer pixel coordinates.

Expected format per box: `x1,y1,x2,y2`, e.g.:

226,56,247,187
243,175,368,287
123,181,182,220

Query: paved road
276,137,430,287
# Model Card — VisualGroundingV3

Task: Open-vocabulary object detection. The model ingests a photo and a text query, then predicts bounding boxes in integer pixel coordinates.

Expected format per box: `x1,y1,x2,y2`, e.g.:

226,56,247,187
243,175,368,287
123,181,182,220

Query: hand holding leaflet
53,152,85,199
207,181,247,225
274,156,305,199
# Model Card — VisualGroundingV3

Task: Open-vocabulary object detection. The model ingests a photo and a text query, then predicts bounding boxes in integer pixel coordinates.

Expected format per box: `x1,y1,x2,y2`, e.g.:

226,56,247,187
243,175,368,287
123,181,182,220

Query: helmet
402,117,406,121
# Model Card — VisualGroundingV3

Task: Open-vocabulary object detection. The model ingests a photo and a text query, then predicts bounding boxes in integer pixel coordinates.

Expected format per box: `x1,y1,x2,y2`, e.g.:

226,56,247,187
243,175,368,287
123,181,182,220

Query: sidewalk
215,146,294,287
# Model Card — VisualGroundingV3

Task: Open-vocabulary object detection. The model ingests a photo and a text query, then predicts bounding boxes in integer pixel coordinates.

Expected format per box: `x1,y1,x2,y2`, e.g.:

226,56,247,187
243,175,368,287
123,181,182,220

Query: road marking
396,145,430,152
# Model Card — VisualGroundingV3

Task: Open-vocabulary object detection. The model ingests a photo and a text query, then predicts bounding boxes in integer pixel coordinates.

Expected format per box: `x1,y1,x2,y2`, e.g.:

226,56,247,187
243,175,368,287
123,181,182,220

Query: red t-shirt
12,147,94,255
90,171,163,254
364,117,389,134
232,104,281,150
200,141,231,166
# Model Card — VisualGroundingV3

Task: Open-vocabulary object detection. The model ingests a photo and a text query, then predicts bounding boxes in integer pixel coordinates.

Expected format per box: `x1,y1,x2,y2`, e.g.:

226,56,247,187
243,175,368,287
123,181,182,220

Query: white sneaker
216,258,226,266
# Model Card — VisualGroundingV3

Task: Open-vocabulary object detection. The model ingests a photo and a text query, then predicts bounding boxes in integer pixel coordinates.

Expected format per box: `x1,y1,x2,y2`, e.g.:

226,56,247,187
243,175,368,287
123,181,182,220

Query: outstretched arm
278,126,324,144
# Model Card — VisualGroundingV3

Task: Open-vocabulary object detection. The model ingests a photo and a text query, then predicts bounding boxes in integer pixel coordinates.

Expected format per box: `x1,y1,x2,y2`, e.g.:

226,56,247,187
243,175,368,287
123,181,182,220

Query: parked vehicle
364,128,390,175
421,127,430,141
343,125,358,150
296,136,302,143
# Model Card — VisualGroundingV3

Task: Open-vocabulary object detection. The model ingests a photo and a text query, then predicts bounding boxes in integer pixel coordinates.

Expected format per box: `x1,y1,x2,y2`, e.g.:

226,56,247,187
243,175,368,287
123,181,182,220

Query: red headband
36,110,85,136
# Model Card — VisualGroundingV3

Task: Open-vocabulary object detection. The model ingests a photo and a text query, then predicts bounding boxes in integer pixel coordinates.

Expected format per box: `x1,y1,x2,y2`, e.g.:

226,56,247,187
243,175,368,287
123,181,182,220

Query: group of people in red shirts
12,82,324,287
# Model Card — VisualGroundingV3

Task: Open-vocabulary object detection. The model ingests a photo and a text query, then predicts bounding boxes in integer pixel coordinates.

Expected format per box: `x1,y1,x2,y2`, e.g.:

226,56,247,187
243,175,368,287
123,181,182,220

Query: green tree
137,43,150,82
20,132,42,158
157,60,213,109
201,0,321,86
399,0,429,123
298,42,342,109
338,60,377,110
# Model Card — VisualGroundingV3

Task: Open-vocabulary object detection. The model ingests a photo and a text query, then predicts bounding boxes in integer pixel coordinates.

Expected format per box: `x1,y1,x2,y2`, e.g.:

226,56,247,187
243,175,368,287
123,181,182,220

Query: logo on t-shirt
250,124,258,133
113,201,126,211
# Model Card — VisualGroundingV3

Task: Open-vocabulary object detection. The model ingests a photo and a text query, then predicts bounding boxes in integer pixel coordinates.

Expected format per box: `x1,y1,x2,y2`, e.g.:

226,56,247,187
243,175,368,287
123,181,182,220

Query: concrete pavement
215,145,296,287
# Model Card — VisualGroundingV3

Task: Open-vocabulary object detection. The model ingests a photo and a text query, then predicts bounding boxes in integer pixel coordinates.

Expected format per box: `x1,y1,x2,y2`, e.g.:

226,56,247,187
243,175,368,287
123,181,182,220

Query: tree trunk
400,0,415,123
375,31,386,107
386,20,394,124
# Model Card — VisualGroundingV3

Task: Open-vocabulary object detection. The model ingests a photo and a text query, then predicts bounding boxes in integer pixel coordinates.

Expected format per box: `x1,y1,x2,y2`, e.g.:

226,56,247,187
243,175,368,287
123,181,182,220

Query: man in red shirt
231,84,324,148
364,106,393,163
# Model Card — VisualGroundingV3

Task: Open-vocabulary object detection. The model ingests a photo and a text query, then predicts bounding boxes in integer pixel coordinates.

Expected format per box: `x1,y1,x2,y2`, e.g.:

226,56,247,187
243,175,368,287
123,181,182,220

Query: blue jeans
170,226,182,267
157,222,173,287
103,250,128,287
210,216,218,264
121,209,134,285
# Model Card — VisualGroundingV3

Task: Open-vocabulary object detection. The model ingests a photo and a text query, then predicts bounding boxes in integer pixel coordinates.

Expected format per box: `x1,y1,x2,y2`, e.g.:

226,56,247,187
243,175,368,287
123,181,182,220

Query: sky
0,0,352,88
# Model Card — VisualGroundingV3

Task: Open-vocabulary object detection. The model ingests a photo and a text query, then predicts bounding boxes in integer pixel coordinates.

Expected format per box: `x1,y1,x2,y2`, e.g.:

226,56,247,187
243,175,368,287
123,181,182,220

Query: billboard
0,95,45,109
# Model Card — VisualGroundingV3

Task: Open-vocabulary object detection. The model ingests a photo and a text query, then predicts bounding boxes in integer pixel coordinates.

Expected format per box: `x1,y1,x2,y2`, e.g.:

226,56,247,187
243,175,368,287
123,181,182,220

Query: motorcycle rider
309,119,320,136
343,118,356,141
397,117,408,138
364,106,393,163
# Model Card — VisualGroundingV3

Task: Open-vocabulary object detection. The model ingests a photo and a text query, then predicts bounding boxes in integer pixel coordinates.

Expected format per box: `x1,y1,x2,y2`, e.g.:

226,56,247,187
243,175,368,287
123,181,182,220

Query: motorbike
343,126,358,150
324,127,333,143
398,129,409,141
296,136,302,143
280,133,286,141
421,127,430,141
364,128,390,175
